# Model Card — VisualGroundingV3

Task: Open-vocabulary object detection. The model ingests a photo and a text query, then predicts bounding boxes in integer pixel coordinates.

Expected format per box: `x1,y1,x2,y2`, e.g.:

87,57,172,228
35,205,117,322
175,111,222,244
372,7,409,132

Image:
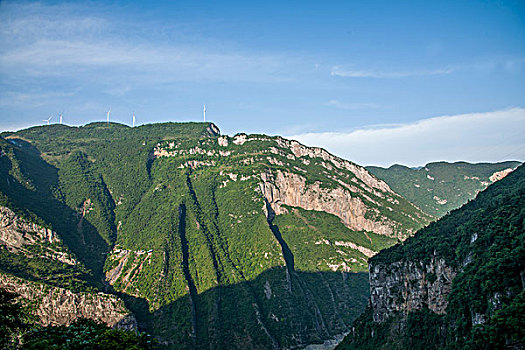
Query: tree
0,288,26,349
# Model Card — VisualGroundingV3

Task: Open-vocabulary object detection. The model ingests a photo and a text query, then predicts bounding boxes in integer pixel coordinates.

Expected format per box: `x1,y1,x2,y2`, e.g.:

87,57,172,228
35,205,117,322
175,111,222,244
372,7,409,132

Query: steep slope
0,204,135,329
1,123,431,349
367,161,521,218
338,164,524,349
1,273,136,329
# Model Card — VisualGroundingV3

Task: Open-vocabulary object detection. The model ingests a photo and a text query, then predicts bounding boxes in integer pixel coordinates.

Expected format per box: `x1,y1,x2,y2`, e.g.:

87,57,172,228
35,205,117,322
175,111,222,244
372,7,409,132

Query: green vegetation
367,161,521,217
1,288,27,349
0,248,92,292
0,287,155,350
0,122,431,348
273,206,397,272
338,164,525,349
22,318,156,350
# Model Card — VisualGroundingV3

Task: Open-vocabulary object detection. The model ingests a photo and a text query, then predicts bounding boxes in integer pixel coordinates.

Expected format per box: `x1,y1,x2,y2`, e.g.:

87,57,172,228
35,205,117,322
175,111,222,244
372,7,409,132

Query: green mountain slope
367,161,521,218
338,164,525,349
1,122,431,349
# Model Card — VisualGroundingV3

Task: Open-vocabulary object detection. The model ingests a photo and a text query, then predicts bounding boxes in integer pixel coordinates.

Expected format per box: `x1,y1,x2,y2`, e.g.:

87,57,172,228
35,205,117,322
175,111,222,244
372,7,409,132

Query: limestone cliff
369,255,456,323
259,138,431,239
0,273,136,329
0,123,433,350
0,206,77,265
259,170,396,237
337,164,525,350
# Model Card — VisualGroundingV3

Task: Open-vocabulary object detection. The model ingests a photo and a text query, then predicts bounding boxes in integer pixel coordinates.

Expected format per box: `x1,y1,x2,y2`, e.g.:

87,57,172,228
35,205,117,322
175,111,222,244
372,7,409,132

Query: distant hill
337,164,525,349
367,161,521,218
0,122,431,349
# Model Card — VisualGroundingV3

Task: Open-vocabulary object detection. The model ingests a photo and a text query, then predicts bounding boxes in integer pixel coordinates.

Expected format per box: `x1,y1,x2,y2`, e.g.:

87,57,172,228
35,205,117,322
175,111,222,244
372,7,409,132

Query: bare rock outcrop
489,168,514,182
276,137,393,194
259,170,396,236
0,273,136,329
369,256,457,323
0,206,77,265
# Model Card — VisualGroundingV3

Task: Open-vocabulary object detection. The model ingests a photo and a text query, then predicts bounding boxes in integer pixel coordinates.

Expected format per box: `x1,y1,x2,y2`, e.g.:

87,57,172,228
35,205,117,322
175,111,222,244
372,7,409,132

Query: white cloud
0,91,76,107
287,108,525,167
0,38,292,83
326,99,379,110
0,2,295,84
330,57,525,79
330,65,455,78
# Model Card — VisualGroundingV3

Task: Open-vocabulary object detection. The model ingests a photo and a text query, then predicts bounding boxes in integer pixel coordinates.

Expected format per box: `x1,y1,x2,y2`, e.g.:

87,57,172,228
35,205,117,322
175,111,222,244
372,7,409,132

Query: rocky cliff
0,273,136,329
260,169,397,237
337,164,525,350
0,204,136,330
248,135,431,239
0,123,431,349
0,206,77,265
369,255,456,323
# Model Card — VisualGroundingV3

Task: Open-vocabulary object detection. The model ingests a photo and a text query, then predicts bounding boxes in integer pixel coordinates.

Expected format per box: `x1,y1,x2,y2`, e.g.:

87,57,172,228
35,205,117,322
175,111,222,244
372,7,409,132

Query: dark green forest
338,164,525,349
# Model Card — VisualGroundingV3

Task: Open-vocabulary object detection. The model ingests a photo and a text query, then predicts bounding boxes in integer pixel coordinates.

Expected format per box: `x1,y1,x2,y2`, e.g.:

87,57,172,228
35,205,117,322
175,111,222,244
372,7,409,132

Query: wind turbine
59,111,63,124
43,116,52,125
106,108,111,125
203,105,206,122
132,112,136,127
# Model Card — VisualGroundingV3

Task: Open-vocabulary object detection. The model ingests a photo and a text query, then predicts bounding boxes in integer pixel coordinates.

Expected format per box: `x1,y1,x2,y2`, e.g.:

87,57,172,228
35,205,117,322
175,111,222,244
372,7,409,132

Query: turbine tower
132,112,136,127
106,108,111,125
59,112,63,124
43,116,52,125
203,105,206,122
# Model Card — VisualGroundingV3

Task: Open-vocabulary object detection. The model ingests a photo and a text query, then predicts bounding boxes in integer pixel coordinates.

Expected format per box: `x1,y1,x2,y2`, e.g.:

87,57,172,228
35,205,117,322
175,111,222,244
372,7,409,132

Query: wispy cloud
0,38,292,83
330,56,525,79
288,108,525,167
0,2,296,84
330,65,455,78
0,91,76,107
326,99,379,110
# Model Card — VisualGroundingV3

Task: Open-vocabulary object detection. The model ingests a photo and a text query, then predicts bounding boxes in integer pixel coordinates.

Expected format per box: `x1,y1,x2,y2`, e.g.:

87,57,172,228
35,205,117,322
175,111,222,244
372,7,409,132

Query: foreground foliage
1,288,27,349
23,318,155,350
0,288,155,350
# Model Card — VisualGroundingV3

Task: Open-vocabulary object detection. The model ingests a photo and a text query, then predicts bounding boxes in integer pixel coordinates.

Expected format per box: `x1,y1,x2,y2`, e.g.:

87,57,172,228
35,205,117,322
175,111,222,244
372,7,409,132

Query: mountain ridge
0,121,433,348
338,163,525,349
2,121,517,349
367,160,521,218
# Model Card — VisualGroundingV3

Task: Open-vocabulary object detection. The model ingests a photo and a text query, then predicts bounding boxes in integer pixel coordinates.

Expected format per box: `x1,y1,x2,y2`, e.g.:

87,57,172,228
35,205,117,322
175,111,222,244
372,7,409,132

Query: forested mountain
367,161,521,218
0,122,432,349
337,164,524,349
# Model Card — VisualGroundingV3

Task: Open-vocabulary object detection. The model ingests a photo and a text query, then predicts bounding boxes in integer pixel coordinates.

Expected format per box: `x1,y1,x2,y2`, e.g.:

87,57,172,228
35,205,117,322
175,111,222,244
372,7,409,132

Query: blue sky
0,0,524,166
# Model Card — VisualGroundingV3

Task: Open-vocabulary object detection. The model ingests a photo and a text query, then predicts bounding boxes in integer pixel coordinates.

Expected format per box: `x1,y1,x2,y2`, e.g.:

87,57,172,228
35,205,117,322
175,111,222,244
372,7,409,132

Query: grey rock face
0,273,136,329
0,206,77,265
369,256,456,323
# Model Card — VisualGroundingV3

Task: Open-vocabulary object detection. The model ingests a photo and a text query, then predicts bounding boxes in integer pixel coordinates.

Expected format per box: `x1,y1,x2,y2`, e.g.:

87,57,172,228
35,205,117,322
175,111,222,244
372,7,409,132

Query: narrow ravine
185,174,222,283
177,203,198,342
264,199,295,272
264,199,331,341
184,174,222,346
